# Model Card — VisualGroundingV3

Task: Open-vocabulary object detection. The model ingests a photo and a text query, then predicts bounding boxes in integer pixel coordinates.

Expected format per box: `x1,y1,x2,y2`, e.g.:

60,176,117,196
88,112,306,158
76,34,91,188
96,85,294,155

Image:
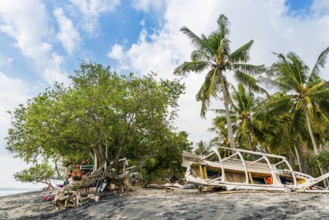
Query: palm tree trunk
247,132,257,160
293,139,303,173
304,108,328,186
246,132,254,151
286,148,294,168
219,72,236,150
304,108,319,155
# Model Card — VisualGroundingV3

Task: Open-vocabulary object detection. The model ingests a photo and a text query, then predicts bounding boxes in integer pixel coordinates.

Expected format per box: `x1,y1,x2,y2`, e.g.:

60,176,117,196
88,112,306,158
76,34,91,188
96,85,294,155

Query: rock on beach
1,189,329,219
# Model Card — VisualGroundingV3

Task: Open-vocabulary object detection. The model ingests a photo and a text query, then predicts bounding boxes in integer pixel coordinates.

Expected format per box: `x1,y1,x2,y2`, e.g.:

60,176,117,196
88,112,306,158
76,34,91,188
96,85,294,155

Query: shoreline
0,189,43,198
1,188,329,219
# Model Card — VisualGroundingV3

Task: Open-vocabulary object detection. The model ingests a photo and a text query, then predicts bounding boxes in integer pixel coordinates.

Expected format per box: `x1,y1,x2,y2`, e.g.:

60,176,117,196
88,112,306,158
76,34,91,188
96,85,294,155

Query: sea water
0,187,40,197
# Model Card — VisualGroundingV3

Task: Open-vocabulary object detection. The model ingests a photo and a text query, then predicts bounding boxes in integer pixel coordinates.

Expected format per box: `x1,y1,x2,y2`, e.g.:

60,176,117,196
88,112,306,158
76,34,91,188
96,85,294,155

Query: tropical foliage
262,50,329,156
174,14,265,150
212,83,264,151
194,140,210,156
14,163,55,188
6,63,190,183
175,15,329,178
7,14,329,185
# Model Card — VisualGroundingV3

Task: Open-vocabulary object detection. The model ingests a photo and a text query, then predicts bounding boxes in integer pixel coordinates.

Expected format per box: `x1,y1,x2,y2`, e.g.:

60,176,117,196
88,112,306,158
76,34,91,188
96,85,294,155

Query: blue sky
0,1,163,82
287,0,313,11
1,0,329,188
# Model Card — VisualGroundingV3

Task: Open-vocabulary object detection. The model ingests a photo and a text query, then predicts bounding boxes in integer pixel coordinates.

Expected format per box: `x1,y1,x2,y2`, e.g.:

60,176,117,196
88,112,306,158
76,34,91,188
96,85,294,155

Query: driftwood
78,156,152,193
88,151,156,192
72,165,130,192
52,189,100,211
53,190,83,211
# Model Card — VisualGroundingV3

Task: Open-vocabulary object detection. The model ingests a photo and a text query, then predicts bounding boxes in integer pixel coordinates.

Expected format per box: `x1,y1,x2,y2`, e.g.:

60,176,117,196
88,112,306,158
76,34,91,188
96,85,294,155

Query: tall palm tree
263,49,329,156
174,14,265,150
213,83,264,151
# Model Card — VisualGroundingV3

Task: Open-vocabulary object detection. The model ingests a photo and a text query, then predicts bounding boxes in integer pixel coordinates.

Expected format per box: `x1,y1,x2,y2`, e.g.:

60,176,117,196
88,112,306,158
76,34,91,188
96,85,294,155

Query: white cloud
54,7,81,55
107,0,329,144
0,0,68,84
0,54,13,67
70,0,121,33
107,44,124,60
0,72,56,189
0,72,30,114
0,72,30,155
131,0,165,12
43,52,69,84
311,0,329,15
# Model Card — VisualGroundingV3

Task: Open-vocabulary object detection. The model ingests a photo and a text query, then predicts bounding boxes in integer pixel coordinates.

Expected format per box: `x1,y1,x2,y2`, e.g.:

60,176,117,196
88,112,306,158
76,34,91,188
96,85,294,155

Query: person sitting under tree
71,164,82,181
63,177,69,186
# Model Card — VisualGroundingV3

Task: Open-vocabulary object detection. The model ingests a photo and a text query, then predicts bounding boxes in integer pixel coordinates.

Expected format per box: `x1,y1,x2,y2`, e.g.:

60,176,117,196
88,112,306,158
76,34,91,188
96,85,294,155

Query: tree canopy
14,163,55,188
6,63,188,179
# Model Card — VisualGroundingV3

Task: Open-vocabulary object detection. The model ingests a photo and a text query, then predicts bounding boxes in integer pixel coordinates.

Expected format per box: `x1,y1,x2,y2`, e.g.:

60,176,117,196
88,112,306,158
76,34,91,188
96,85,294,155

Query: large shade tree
6,63,186,186
174,14,265,150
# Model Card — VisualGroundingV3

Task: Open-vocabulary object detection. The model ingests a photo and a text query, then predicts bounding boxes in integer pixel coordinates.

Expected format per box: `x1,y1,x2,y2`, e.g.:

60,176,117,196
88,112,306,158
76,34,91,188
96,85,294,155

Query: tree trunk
286,148,294,169
219,72,236,150
304,108,319,155
247,132,257,160
304,108,327,186
45,180,55,190
293,139,303,173
54,157,61,178
247,132,254,151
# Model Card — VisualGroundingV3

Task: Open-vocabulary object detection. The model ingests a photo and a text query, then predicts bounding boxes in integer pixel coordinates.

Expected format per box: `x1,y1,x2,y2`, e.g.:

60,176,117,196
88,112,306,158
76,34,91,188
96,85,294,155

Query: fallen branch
52,190,83,211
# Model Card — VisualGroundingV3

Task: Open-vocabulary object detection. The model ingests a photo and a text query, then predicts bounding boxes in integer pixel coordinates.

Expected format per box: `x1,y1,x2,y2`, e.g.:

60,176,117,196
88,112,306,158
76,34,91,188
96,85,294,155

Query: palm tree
263,49,329,156
256,95,309,172
213,83,264,151
209,120,230,148
194,141,210,156
208,123,231,158
174,14,265,150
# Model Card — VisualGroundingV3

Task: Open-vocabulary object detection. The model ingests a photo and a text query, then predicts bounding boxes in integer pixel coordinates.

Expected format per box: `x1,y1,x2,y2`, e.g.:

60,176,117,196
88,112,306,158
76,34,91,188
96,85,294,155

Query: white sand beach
1,189,329,219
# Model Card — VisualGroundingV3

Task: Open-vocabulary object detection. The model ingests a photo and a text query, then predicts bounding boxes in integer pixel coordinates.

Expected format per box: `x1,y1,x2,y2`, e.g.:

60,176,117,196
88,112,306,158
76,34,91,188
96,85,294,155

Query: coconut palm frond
229,40,254,63
234,71,268,95
260,95,293,116
258,76,287,91
191,50,211,62
217,14,230,41
180,26,216,55
307,81,326,96
310,46,329,82
197,69,222,118
213,109,229,114
233,63,266,76
174,61,211,76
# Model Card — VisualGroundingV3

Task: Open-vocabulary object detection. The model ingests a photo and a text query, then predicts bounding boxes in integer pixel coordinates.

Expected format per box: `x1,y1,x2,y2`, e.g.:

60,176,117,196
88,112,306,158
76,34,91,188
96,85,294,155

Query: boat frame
182,147,329,192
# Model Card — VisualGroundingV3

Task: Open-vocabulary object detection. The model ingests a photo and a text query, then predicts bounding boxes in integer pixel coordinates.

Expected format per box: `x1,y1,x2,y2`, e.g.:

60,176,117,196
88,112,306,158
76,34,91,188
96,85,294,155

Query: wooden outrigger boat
182,147,329,192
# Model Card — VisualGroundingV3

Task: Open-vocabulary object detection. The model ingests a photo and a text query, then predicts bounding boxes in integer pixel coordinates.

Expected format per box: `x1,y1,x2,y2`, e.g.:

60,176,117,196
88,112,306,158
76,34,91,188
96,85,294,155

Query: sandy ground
1,188,329,219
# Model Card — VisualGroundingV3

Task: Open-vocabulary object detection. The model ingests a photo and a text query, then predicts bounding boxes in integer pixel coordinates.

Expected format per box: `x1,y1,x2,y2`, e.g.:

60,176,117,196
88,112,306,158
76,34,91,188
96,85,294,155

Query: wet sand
1,189,329,219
